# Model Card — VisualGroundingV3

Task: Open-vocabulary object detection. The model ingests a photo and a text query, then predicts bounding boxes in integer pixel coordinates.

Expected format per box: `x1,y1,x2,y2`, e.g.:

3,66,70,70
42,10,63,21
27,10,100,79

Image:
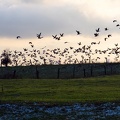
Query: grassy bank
0,75,120,104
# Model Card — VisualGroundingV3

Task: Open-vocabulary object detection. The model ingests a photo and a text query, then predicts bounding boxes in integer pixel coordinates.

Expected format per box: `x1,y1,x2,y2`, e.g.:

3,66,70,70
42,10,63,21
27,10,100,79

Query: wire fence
0,63,120,79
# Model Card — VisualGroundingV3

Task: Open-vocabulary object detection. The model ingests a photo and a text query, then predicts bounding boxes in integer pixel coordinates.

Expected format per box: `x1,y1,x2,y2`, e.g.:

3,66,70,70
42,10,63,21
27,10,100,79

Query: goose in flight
52,35,57,39
16,36,21,39
29,42,32,44
96,28,100,32
60,33,64,37
108,34,112,37
94,33,99,37
115,43,118,46
116,24,120,27
113,20,117,22
105,28,108,31
76,30,81,35
78,42,81,45
56,37,60,40
37,33,43,39
104,38,108,41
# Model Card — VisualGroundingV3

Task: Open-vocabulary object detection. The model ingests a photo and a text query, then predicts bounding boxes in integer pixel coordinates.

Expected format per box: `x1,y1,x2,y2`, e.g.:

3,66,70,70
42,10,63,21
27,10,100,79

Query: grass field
0,75,120,104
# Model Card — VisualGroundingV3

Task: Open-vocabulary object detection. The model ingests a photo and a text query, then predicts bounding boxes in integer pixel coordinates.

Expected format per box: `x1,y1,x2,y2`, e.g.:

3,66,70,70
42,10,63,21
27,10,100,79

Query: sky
0,0,120,63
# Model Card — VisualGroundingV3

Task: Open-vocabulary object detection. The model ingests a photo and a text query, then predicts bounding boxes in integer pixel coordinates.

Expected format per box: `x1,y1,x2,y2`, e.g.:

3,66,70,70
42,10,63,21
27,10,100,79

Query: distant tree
1,49,12,67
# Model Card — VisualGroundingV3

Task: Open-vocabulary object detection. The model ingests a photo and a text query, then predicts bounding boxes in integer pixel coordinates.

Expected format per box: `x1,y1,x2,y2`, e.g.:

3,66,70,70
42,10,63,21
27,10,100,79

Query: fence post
73,66,75,78
36,65,39,79
83,69,86,77
104,65,107,75
111,66,113,74
12,70,16,78
91,66,93,77
57,68,60,79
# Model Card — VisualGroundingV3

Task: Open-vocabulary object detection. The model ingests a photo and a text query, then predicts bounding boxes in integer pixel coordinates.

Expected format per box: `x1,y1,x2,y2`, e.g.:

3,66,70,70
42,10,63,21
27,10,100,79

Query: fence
0,63,120,79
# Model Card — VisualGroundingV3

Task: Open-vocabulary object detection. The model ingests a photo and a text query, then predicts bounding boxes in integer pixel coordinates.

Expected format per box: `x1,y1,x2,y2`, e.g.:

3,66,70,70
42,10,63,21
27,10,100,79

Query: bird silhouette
91,42,96,45
78,42,81,45
31,45,34,48
113,20,117,22
115,43,118,46
52,35,57,39
37,33,43,39
104,38,108,41
116,24,120,27
56,37,60,40
76,30,81,35
97,41,100,44
16,36,21,39
96,28,100,32
108,34,112,37
94,33,99,37
105,28,108,31
29,42,32,44
60,33,64,37
70,47,73,49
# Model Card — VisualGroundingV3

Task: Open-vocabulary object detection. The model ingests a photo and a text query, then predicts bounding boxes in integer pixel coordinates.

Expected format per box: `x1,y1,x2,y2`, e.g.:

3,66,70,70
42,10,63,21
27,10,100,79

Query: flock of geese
1,19,120,66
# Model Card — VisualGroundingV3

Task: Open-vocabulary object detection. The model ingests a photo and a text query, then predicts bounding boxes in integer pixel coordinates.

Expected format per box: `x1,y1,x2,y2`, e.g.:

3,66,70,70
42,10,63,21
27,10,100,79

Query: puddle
0,102,120,120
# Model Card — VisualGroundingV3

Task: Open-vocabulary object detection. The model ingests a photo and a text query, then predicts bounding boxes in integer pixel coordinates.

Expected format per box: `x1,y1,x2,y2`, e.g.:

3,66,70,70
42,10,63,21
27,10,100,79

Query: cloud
0,2,88,38
78,0,120,18
0,0,120,39
20,0,44,5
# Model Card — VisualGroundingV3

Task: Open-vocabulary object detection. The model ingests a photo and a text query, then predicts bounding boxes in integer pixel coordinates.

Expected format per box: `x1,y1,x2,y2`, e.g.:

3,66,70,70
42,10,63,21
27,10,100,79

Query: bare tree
1,49,12,67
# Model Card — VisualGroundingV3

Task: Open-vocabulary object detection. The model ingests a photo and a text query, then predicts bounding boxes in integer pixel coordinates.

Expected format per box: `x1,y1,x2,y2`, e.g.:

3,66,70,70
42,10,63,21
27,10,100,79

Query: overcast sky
0,0,120,38
1,0,120,62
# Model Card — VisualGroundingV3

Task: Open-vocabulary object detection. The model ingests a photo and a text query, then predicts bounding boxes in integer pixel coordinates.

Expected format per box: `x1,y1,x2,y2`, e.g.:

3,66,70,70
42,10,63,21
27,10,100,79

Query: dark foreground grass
0,75,120,104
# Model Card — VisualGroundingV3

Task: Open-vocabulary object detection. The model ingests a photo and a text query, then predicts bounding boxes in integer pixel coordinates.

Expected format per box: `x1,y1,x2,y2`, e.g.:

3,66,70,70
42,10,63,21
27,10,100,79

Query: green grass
0,75,120,104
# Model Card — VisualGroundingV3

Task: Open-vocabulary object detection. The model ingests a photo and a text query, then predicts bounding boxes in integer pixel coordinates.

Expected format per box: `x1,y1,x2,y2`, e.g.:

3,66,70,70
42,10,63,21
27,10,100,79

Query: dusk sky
1,0,120,62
